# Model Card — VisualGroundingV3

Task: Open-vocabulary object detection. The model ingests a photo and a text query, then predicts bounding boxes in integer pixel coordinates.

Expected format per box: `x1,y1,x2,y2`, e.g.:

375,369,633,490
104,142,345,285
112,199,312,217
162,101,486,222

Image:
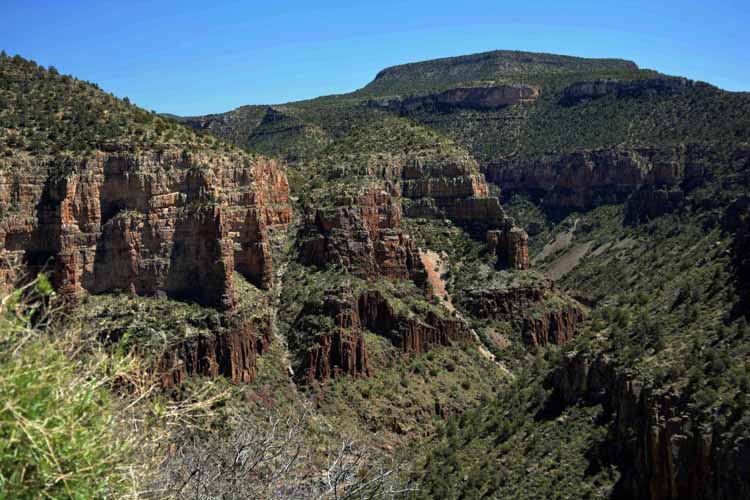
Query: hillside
178,49,750,499
1,47,749,500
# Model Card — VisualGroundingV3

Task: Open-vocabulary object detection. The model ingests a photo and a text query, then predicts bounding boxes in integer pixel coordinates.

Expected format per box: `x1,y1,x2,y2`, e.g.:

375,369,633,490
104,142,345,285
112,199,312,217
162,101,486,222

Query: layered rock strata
0,149,291,308
298,184,425,283
485,145,705,214
487,223,530,270
367,84,539,113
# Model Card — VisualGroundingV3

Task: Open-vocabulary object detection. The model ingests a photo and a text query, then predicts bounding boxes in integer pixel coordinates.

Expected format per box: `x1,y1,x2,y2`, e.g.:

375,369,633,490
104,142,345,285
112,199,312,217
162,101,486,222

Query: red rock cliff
0,149,291,308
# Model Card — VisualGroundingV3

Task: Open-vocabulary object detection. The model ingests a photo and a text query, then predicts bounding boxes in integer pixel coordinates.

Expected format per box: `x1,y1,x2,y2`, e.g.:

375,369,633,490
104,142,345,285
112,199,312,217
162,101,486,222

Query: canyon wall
0,149,291,308
550,352,750,500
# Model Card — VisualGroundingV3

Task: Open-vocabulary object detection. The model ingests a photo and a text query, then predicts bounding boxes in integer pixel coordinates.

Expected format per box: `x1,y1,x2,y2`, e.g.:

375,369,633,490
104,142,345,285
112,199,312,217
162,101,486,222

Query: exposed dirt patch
545,241,594,280
420,249,454,312
420,249,511,377
534,218,578,263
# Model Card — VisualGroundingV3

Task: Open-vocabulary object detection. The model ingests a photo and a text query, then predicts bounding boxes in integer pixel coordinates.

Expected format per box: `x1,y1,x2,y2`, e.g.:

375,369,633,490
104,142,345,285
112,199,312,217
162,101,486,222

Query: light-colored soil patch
534,218,578,263
485,328,511,350
545,241,594,280
589,241,612,258
612,237,637,251
419,249,511,377
420,249,454,312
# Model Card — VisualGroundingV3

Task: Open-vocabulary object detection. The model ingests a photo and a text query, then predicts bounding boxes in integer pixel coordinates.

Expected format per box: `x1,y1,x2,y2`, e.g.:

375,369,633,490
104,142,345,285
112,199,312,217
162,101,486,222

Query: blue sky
3,0,748,115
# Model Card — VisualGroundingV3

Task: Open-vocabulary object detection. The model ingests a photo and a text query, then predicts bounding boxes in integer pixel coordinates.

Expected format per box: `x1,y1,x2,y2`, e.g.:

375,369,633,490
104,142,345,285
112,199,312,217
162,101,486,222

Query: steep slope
178,49,750,499
0,53,292,388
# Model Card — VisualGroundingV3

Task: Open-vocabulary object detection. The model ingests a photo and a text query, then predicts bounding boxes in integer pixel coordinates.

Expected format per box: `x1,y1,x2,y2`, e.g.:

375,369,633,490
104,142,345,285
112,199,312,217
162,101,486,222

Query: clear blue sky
4,0,748,115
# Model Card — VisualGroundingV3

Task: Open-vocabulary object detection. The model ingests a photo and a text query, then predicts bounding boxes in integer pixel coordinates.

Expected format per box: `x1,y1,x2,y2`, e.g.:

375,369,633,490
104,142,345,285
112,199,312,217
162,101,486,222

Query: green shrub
0,276,132,499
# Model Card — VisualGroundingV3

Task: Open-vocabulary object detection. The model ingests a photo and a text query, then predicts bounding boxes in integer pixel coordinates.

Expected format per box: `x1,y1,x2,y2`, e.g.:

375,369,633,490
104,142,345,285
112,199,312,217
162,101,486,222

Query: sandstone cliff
298,183,425,283
484,145,720,218
291,285,473,383
0,149,291,308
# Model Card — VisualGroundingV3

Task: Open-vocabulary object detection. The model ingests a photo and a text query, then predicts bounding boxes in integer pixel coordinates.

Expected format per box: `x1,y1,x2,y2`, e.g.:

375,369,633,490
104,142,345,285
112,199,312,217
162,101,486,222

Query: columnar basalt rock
0,149,291,308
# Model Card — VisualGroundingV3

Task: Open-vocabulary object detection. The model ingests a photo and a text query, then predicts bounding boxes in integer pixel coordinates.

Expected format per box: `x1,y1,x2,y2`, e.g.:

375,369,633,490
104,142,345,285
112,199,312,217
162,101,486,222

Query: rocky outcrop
522,305,583,346
155,319,272,388
487,223,530,270
485,145,699,213
549,352,750,500
299,184,425,283
397,152,508,234
460,279,547,319
296,287,472,383
358,290,473,353
559,77,699,106
0,149,291,308
459,275,584,346
300,294,371,384
368,84,539,113
624,185,685,224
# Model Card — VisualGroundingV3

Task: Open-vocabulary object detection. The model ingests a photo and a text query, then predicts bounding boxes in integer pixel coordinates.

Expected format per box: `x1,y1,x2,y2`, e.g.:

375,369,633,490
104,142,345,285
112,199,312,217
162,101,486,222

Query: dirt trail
419,249,512,377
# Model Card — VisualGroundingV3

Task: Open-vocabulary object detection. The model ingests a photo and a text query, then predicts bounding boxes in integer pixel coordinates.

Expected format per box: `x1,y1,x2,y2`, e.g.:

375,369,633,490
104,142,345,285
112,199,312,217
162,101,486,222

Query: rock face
297,288,473,383
559,77,696,106
155,319,272,388
299,184,425,283
459,276,584,347
485,146,696,214
487,223,530,270
522,305,583,346
299,294,371,384
549,352,750,500
358,290,473,353
396,152,508,235
368,84,539,113
0,149,291,309
460,279,547,319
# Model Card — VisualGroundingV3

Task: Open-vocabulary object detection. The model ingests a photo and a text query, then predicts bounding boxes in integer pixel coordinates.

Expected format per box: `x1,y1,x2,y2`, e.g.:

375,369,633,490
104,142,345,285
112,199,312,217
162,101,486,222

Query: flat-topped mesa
298,183,426,283
486,221,530,270
0,149,291,309
368,84,540,113
559,77,697,106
